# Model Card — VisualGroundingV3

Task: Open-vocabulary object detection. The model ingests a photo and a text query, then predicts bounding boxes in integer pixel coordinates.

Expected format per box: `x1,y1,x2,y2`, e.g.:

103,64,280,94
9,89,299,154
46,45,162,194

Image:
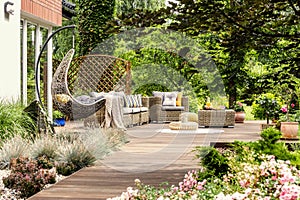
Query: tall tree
74,0,115,55
164,0,300,106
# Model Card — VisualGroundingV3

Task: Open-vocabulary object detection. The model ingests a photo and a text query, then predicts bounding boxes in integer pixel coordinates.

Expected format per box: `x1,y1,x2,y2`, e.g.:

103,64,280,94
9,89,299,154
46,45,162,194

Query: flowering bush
3,157,56,198
108,154,300,200
108,128,300,200
280,103,300,122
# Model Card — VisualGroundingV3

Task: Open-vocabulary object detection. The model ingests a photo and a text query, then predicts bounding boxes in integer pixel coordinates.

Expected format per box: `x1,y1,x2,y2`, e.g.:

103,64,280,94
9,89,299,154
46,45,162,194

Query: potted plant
277,83,299,139
234,101,245,123
53,110,66,126
251,93,282,129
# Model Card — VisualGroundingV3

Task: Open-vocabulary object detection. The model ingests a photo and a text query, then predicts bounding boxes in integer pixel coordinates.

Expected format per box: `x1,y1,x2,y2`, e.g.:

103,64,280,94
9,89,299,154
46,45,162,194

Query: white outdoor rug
157,129,224,134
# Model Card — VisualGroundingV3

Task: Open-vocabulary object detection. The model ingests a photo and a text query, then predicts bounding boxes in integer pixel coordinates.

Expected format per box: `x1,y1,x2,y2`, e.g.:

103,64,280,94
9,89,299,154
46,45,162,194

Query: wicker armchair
148,96,189,123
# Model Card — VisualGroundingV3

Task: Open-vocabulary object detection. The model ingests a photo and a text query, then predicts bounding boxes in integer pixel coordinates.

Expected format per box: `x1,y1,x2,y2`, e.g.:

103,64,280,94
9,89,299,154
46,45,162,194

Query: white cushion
131,107,140,113
123,107,133,114
153,91,165,103
162,92,177,106
140,107,148,112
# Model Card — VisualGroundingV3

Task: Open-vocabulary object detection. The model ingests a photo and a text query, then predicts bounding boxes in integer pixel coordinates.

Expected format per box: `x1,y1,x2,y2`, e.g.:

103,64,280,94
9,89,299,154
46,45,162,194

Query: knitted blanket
104,94,126,130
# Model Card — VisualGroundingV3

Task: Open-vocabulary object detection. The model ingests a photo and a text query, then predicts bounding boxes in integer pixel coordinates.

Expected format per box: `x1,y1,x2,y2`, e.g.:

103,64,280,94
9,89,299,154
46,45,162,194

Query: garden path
28,121,263,200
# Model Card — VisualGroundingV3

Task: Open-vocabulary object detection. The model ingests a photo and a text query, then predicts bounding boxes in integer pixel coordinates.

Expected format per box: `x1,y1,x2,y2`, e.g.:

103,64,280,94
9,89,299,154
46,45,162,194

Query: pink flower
291,103,295,108
281,107,288,113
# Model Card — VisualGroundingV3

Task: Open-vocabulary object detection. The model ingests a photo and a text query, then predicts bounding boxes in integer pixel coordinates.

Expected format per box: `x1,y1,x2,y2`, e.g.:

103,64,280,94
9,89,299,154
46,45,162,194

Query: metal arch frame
35,24,75,111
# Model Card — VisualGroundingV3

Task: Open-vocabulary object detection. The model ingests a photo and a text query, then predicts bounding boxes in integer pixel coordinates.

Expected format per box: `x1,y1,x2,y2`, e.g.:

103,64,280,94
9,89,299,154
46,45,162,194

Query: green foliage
260,126,282,145
0,100,36,141
246,127,300,168
36,155,54,169
133,83,169,96
244,105,255,120
56,137,96,176
3,157,56,198
115,0,165,15
251,93,282,124
53,110,64,119
0,135,29,169
74,0,115,55
29,134,59,161
193,146,229,179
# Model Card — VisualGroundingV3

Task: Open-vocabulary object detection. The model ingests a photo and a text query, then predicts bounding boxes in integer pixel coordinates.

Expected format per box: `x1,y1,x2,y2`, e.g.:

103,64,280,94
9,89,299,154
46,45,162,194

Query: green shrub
0,100,36,141
251,93,282,124
3,157,56,198
56,139,96,176
245,127,300,168
78,128,112,160
0,135,29,169
29,134,59,161
193,146,229,179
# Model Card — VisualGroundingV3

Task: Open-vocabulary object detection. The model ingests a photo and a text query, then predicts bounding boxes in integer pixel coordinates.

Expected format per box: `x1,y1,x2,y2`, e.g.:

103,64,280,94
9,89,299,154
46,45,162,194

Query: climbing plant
74,0,115,56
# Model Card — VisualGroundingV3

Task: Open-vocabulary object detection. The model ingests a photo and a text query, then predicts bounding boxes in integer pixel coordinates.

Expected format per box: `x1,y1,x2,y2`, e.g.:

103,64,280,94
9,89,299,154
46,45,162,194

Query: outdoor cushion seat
180,112,198,123
123,107,148,114
123,107,133,114
140,107,148,112
169,121,198,130
131,107,141,113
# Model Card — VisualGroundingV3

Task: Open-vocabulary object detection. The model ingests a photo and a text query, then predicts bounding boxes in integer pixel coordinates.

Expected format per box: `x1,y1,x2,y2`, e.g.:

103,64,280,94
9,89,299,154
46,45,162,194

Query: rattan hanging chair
52,49,131,120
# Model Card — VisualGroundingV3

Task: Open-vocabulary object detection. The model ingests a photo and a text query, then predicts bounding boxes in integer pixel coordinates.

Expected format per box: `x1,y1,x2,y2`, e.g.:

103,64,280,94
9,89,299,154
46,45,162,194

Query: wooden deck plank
29,121,263,200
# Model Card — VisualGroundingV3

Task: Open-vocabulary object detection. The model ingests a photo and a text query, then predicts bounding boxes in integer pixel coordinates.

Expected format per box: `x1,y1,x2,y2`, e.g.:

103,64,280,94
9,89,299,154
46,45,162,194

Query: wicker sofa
84,92,149,128
198,109,235,127
148,91,189,123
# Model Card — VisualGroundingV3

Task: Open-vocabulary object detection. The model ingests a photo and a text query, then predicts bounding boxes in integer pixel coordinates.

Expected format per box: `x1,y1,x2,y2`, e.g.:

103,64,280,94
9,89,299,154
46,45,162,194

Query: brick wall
21,0,62,26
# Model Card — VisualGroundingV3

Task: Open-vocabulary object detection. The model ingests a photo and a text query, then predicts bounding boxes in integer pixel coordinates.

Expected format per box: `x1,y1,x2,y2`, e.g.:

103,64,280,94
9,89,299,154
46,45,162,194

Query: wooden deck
29,121,264,200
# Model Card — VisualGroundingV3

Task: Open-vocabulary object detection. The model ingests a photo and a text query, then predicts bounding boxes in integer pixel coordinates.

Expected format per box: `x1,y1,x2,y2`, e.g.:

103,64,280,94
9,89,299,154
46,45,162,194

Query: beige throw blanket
104,94,126,130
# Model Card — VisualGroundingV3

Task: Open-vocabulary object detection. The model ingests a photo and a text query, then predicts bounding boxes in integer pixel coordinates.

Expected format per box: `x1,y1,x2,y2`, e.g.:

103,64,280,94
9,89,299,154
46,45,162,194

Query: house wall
21,0,62,26
0,0,21,101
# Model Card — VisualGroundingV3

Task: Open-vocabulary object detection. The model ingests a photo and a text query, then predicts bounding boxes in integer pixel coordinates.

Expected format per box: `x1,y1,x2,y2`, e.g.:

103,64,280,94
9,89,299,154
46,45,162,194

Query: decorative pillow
89,91,106,98
55,94,71,104
130,95,138,107
135,94,142,107
124,95,132,107
75,95,94,104
176,92,183,106
152,91,165,103
162,92,177,106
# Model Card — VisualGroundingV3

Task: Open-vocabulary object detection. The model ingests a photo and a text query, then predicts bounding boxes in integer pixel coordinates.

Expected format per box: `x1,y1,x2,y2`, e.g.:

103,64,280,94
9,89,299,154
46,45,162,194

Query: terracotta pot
280,122,299,139
235,112,245,123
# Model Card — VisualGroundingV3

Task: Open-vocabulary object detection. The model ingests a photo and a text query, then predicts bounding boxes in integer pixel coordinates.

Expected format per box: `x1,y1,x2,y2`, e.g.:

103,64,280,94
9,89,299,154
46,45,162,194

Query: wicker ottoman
198,109,235,127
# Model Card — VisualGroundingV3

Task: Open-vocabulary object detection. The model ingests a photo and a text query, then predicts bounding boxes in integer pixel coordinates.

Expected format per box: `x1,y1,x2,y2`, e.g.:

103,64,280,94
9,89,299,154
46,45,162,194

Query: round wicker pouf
180,112,198,123
169,121,198,130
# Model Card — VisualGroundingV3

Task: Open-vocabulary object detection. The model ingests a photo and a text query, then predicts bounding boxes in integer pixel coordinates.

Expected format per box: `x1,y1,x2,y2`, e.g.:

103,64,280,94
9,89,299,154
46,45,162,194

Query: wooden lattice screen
66,55,131,95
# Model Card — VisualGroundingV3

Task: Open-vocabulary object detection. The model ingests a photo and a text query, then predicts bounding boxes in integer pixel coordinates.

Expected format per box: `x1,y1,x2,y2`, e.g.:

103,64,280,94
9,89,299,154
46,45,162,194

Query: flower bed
108,127,300,200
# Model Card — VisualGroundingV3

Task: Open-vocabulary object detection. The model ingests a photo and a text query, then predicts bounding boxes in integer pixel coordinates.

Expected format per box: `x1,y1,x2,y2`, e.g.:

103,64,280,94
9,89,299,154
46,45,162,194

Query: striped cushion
124,95,132,107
